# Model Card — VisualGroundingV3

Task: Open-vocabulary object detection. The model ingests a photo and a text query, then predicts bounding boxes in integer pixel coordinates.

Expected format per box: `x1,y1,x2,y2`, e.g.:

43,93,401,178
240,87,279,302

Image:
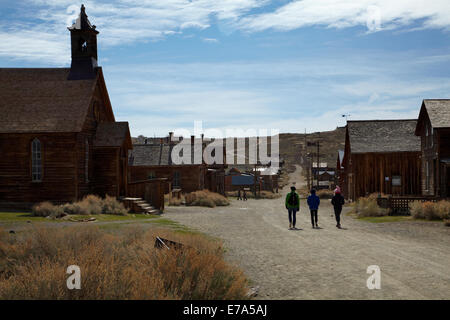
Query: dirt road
166,166,450,299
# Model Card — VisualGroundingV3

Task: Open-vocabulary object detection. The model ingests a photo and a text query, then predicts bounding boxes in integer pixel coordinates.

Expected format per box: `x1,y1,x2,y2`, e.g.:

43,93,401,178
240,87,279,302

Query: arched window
31,138,42,182
85,139,89,183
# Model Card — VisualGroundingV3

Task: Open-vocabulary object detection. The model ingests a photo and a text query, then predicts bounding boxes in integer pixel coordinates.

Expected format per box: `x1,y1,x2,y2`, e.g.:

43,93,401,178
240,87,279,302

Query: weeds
32,195,128,218
355,195,389,217
185,190,230,208
410,200,450,223
0,226,248,299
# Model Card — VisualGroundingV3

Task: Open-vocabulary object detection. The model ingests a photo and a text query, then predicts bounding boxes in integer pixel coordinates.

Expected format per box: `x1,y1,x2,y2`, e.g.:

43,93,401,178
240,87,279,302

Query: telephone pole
317,132,320,189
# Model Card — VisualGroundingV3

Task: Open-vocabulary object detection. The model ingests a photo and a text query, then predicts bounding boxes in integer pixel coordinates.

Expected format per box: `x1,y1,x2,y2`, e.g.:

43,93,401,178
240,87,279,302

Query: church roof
0,68,98,133
94,122,132,149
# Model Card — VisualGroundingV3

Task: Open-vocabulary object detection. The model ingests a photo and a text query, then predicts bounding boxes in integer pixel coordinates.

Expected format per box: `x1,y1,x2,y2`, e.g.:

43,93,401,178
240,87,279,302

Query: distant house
225,168,262,192
0,6,132,207
415,99,450,197
252,167,279,192
317,170,335,189
128,134,226,194
343,120,421,200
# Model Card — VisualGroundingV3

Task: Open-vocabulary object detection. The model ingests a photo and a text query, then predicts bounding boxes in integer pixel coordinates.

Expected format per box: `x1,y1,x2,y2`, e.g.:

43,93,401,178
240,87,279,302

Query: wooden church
0,5,132,208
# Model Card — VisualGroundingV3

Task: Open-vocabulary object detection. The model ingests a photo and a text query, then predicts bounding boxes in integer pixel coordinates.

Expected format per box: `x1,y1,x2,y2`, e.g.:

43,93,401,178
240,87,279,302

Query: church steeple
68,5,99,80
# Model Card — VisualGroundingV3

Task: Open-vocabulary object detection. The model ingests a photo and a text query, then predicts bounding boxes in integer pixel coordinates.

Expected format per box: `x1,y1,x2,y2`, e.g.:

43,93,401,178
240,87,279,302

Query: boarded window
31,138,42,182
173,171,181,188
392,176,401,186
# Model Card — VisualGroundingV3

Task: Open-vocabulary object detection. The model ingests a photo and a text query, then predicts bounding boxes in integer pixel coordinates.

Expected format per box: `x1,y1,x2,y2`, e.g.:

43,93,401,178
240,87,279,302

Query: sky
1,0,450,137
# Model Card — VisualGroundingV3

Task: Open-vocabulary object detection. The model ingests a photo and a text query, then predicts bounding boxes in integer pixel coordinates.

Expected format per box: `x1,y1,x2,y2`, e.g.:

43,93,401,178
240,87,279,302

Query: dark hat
290,186,296,191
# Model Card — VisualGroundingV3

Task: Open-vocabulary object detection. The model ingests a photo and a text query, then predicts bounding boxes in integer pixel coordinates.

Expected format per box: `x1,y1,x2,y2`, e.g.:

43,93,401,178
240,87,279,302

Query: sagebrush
226,190,281,199
32,195,128,217
355,195,390,217
0,226,248,299
410,200,450,222
185,190,230,208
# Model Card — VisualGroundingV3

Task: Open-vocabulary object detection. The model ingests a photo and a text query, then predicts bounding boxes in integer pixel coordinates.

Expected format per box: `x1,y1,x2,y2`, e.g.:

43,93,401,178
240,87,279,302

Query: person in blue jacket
307,189,320,228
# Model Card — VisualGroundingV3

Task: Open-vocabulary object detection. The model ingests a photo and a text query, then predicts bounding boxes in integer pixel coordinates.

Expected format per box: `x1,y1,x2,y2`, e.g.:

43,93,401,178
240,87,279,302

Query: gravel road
166,166,450,299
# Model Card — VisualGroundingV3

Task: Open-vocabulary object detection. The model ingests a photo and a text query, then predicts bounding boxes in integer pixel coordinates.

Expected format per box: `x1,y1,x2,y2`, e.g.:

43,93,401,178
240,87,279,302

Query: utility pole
317,133,320,189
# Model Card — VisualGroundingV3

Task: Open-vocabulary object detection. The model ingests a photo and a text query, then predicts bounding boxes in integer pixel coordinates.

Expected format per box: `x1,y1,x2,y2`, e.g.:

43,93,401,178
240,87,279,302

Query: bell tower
68,4,99,80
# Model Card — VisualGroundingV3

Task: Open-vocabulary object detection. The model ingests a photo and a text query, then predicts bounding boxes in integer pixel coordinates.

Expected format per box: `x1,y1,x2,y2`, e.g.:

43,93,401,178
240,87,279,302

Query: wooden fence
127,178,168,211
377,196,440,215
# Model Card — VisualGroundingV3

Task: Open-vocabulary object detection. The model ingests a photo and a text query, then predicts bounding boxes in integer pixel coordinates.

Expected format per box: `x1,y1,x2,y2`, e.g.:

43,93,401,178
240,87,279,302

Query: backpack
288,192,298,206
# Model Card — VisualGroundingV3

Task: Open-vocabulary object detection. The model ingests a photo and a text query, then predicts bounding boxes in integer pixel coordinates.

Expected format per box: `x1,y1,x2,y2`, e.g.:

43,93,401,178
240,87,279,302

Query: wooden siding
92,147,119,197
349,152,421,200
129,165,205,194
0,133,77,204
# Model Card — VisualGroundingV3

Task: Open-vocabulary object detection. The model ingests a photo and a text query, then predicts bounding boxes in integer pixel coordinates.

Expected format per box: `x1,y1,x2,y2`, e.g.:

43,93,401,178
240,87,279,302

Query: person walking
243,189,248,201
307,189,320,228
237,188,242,200
331,187,345,228
285,186,300,230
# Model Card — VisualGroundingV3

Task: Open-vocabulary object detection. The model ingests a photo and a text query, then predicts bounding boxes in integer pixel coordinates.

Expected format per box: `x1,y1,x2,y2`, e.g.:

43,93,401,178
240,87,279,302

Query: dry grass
297,188,334,199
33,195,128,217
0,226,248,299
32,201,65,218
185,190,230,208
410,200,450,222
355,195,390,217
164,194,185,206
316,189,334,199
226,190,282,199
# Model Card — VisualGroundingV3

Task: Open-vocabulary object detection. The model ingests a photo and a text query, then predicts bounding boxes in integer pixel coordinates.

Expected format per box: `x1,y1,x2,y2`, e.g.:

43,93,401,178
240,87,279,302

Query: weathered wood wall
0,133,78,205
92,147,119,197
129,165,205,193
349,152,421,200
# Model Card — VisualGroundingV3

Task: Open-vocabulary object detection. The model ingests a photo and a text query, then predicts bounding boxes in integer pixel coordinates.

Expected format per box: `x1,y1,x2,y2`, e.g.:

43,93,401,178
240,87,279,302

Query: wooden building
0,6,132,208
336,150,346,195
415,99,450,197
343,120,421,200
128,134,226,194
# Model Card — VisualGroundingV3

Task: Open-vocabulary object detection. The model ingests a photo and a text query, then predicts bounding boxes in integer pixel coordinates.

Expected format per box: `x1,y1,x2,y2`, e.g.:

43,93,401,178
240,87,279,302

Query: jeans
310,210,318,226
288,208,297,227
334,207,342,224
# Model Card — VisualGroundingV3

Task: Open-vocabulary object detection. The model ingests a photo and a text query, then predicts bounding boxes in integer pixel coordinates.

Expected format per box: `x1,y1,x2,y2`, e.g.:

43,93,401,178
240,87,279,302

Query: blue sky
1,0,450,137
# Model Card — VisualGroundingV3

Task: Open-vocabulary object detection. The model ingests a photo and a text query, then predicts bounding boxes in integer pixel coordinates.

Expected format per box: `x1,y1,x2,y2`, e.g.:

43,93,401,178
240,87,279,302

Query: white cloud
0,29,69,65
1,1,450,64
202,37,219,43
239,0,450,32
104,53,450,136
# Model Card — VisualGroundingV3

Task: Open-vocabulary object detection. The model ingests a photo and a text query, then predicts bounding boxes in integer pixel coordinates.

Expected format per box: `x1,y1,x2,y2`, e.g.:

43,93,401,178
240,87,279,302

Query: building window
31,138,42,182
426,161,429,191
173,171,180,188
85,139,89,183
148,171,156,179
